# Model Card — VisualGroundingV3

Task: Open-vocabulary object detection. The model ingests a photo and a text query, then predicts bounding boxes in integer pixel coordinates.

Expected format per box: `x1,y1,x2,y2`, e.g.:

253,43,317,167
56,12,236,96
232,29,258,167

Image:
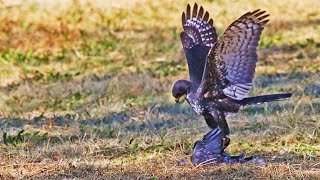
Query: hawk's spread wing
201,10,269,100
181,3,217,84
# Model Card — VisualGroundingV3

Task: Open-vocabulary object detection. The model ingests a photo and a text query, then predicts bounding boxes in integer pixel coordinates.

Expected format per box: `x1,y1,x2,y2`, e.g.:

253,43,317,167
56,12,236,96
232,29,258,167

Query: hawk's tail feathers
238,93,292,106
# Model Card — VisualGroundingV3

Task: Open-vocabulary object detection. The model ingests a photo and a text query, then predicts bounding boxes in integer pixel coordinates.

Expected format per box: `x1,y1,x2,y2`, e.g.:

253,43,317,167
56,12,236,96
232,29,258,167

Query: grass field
0,0,319,179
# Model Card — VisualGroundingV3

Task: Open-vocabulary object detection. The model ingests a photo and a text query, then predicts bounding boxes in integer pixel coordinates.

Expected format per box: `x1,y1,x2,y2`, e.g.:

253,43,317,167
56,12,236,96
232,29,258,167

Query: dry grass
0,0,319,179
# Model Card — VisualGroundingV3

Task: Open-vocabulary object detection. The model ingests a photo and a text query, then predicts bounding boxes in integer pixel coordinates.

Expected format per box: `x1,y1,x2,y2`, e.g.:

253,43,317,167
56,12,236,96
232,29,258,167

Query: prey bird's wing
201,10,269,100
180,3,218,84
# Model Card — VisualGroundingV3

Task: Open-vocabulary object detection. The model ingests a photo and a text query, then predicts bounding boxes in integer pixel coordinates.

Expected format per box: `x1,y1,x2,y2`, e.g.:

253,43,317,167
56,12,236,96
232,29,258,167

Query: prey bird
172,3,292,154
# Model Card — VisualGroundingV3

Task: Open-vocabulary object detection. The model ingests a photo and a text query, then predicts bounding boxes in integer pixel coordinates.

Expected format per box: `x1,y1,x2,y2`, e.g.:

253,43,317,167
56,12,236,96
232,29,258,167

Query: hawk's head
172,80,191,103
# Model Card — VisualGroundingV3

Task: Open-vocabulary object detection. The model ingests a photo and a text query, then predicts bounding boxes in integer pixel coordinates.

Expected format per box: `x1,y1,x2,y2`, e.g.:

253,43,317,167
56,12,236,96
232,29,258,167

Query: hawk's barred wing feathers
202,9,269,100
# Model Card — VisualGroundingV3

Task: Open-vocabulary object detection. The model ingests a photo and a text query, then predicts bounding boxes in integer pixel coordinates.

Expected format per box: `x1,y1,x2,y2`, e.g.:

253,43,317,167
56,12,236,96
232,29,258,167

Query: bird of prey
172,3,291,153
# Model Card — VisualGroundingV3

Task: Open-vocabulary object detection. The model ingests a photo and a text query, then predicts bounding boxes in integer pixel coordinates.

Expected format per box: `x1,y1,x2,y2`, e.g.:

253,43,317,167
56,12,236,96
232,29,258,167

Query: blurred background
0,0,319,178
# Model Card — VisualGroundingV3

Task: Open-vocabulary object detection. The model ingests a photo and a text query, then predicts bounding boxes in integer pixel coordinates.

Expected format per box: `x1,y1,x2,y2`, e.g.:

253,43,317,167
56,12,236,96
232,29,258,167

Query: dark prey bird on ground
172,3,292,164
189,127,266,166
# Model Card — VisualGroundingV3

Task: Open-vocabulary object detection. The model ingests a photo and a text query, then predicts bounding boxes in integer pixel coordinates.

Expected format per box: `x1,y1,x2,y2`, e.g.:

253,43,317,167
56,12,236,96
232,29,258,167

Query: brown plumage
202,9,269,100
172,3,291,153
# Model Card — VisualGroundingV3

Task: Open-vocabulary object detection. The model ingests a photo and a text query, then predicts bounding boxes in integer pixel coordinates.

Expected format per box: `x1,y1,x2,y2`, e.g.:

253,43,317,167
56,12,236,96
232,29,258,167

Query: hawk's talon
221,137,230,152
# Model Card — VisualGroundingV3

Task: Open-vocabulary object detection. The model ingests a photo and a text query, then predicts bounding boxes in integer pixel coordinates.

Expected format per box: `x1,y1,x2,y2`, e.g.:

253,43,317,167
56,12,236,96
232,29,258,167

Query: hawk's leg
204,110,230,153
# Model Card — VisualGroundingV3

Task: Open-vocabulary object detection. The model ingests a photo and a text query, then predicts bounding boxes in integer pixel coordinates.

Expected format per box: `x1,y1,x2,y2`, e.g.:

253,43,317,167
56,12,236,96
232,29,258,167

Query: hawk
172,3,291,154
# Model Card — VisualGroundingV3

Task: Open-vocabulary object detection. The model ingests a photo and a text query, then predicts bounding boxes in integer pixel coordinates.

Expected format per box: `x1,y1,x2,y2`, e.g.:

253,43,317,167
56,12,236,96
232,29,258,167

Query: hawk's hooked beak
175,98,179,103
175,96,185,104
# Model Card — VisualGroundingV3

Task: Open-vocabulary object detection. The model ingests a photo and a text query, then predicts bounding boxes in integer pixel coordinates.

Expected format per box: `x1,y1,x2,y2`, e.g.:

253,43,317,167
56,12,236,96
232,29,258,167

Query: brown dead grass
0,0,319,179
